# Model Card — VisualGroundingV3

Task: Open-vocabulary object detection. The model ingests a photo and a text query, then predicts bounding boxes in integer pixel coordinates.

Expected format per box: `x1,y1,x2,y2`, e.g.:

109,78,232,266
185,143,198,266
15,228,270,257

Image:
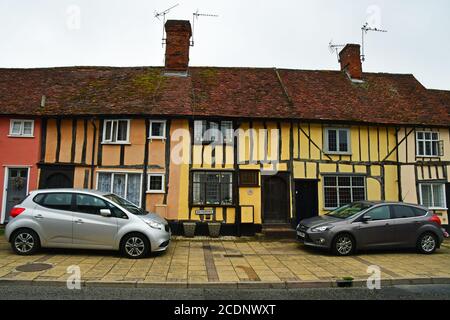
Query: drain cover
16,263,53,272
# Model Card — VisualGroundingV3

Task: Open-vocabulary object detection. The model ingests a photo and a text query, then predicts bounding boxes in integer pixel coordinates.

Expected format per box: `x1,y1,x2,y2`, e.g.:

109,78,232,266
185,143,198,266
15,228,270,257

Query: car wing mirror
362,215,372,222
100,209,112,217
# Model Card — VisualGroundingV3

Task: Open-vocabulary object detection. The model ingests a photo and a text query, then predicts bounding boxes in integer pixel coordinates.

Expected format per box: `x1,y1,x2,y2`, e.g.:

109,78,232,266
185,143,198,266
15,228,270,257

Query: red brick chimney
339,44,363,80
164,20,192,73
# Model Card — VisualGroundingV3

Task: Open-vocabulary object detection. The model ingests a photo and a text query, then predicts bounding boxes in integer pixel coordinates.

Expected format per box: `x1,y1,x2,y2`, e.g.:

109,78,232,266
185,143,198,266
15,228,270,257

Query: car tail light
10,207,25,218
428,214,442,226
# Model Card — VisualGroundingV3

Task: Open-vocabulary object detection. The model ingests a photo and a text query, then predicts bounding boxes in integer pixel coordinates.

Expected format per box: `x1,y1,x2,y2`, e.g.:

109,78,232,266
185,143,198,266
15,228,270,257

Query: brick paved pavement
1,237,449,287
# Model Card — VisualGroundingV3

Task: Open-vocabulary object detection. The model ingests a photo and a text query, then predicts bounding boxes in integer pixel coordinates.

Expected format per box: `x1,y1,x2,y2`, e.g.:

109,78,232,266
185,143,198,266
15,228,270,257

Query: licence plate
298,232,305,238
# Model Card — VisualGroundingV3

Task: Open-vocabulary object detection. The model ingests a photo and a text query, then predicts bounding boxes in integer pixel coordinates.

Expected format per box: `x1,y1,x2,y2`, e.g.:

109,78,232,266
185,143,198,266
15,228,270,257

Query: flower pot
207,222,222,238
183,222,197,238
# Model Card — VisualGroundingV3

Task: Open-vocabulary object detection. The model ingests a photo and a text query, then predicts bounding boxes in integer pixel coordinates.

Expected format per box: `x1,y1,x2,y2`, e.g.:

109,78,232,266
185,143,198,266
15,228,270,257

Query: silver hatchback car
297,201,447,256
5,189,171,259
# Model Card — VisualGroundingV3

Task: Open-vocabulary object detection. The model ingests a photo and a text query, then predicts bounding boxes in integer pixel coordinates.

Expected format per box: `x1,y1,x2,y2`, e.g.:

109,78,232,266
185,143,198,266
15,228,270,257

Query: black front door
39,165,75,189
5,168,29,223
295,179,319,226
262,174,289,223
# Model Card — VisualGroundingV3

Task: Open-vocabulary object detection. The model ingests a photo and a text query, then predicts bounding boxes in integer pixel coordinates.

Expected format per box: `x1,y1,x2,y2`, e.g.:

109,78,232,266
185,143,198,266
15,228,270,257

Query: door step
262,224,296,239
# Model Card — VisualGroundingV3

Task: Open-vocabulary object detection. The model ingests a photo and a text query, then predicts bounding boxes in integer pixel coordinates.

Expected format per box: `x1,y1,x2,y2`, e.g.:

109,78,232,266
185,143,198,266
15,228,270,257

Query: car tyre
417,232,437,254
332,233,355,256
11,229,40,256
121,233,150,259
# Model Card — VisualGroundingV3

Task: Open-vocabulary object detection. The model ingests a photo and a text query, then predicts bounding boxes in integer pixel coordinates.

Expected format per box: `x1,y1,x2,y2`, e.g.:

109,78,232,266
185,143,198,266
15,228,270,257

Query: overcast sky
0,0,449,89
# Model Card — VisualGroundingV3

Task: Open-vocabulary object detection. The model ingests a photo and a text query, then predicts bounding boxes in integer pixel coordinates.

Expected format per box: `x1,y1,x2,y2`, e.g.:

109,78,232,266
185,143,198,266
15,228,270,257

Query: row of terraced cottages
1,20,449,235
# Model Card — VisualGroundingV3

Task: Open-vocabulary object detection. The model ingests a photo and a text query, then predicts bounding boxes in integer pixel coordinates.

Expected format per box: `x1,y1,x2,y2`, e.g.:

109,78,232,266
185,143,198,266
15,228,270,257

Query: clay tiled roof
428,89,450,117
0,66,448,126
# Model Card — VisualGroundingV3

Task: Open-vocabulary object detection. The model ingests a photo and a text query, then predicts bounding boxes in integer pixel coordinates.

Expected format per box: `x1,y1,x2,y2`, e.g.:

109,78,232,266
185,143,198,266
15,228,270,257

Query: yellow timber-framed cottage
1,20,449,235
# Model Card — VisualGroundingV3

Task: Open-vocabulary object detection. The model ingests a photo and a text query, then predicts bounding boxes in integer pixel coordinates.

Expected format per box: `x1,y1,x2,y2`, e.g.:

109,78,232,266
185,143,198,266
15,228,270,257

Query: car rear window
33,194,46,204
412,207,427,217
34,193,72,211
392,205,421,219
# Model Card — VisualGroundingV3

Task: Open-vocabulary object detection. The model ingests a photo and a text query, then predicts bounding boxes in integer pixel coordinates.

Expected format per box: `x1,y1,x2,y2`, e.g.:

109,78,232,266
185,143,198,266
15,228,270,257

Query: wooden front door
262,174,289,223
295,179,319,226
5,168,29,223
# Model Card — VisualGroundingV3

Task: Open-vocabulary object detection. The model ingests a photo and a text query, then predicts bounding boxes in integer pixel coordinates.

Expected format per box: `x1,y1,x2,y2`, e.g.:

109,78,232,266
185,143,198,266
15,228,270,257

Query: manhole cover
16,263,53,272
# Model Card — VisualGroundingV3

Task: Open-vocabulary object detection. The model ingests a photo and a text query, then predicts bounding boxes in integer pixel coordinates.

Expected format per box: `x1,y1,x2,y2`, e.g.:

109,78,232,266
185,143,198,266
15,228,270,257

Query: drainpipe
90,119,97,189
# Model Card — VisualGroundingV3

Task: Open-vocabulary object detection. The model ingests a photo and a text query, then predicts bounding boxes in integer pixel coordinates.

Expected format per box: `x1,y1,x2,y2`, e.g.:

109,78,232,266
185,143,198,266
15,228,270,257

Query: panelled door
262,174,289,224
5,168,29,223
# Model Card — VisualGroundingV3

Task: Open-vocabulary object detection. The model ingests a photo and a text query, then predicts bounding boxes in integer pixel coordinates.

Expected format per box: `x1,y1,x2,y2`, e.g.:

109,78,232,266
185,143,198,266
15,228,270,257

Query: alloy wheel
336,236,353,255
125,237,145,257
14,233,35,254
421,235,436,253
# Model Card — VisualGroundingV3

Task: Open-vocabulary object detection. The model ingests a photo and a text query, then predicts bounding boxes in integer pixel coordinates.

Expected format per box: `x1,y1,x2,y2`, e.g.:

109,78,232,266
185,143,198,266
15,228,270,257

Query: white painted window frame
148,120,167,140
8,119,34,137
324,127,351,155
102,119,130,144
95,171,143,207
419,183,447,210
416,131,441,157
147,173,165,194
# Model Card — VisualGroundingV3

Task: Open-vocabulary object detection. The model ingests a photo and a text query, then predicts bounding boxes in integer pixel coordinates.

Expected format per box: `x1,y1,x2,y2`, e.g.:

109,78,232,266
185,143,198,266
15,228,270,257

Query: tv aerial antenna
328,40,345,62
191,10,218,46
361,22,387,61
154,3,179,46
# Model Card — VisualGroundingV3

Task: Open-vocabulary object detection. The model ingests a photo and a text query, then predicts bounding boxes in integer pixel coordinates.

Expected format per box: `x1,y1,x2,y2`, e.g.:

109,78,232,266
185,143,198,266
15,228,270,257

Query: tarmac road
0,284,449,300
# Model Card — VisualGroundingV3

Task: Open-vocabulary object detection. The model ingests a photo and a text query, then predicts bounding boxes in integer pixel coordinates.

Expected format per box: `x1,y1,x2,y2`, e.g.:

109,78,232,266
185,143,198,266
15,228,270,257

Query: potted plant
207,221,222,238
182,221,197,238
336,276,354,288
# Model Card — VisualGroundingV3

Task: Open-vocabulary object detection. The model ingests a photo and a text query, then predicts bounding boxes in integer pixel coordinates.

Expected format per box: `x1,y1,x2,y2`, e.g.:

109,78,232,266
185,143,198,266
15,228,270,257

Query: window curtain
97,173,112,193
126,174,141,206
113,174,126,198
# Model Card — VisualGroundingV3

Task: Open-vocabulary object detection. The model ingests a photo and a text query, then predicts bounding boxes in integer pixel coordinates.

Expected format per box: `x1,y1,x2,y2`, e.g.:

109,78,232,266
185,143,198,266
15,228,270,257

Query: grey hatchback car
297,201,446,256
5,189,171,259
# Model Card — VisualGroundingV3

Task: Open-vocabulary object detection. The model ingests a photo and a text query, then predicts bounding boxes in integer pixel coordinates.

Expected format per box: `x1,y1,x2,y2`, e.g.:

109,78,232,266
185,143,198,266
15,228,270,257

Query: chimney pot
164,20,192,73
339,44,363,80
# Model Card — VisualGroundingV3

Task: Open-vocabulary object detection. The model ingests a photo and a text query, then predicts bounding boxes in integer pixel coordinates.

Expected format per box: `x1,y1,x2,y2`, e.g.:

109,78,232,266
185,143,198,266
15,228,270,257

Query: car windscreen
104,194,146,216
326,202,373,219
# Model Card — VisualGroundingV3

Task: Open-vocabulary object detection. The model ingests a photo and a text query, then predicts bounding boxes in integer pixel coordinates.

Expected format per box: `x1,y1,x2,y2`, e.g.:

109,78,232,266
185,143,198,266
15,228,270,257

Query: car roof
31,188,110,196
354,200,427,209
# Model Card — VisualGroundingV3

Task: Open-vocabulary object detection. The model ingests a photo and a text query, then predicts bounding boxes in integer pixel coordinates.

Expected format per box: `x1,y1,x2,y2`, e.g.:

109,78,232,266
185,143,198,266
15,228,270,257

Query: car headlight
146,220,163,230
311,225,332,232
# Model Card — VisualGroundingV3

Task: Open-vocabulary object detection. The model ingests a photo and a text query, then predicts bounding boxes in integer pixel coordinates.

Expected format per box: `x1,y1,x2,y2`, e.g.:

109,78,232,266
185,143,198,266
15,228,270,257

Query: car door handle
33,214,44,220
74,219,84,224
